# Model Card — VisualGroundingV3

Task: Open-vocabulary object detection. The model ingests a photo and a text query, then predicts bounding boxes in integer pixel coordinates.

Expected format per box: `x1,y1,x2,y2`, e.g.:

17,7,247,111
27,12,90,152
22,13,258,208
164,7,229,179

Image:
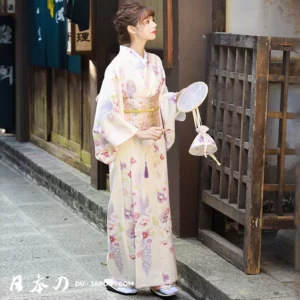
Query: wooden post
244,36,270,274
90,0,118,189
296,164,300,271
15,0,30,142
212,0,226,32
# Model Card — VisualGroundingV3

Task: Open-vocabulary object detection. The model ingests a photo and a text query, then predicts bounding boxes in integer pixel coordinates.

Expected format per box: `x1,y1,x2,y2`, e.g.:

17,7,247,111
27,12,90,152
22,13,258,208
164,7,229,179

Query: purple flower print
163,273,169,283
157,192,167,204
126,80,136,98
168,94,177,104
93,124,101,133
154,144,159,153
198,135,204,143
159,212,168,223
124,209,134,220
152,64,159,76
126,227,136,239
159,208,170,223
120,162,127,170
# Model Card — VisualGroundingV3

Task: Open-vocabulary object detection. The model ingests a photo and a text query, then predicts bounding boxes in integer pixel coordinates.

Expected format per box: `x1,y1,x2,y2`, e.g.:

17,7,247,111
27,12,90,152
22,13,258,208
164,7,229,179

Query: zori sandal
150,285,178,298
104,278,138,295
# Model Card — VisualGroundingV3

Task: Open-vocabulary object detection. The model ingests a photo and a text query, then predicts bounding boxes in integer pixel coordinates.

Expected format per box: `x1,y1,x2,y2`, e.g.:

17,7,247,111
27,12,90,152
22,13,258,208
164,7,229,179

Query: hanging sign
66,0,93,55
0,0,15,16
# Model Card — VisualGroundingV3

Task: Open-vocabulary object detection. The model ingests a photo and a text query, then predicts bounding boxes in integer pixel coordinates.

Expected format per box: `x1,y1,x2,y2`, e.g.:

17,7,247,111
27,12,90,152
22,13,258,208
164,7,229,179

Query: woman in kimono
93,1,185,297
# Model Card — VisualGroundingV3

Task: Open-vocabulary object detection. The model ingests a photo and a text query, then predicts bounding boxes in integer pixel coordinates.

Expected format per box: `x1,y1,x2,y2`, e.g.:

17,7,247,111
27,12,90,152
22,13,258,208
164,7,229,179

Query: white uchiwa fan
144,81,220,178
176,82,221,165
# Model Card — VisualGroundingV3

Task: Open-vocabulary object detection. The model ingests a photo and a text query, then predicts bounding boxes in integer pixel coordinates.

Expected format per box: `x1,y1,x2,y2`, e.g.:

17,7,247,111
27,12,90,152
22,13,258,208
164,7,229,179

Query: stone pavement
1,137,299,300
0,160,195,300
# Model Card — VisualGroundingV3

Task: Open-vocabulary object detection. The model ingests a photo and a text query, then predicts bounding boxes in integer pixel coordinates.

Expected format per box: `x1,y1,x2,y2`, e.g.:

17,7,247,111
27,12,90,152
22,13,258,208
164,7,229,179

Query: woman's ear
127,25,136,35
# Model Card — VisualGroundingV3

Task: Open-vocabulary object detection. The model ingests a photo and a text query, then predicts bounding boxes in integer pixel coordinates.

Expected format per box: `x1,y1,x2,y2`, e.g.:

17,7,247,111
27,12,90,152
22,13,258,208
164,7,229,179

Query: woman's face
130,15,157,42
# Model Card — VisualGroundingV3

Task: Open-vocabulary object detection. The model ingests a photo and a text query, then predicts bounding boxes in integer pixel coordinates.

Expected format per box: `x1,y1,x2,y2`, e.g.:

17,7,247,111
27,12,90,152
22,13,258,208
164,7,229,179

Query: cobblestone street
0,160,194,300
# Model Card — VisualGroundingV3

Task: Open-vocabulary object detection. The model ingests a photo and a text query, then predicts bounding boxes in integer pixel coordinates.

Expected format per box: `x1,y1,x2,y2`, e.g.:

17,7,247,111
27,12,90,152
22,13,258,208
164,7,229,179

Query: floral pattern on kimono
92,45,185,288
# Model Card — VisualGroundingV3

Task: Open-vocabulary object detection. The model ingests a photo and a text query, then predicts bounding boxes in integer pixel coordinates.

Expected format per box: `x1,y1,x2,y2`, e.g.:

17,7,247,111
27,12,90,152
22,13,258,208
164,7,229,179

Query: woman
92,1,185,297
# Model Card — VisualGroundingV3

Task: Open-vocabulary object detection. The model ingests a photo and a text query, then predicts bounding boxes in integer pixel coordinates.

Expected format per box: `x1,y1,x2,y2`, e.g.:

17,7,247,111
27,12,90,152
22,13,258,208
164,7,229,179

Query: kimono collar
119,45,148,70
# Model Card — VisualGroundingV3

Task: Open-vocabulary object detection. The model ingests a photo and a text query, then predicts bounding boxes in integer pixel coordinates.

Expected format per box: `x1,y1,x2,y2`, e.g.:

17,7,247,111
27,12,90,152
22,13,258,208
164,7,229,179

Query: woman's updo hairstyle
113,1,154,44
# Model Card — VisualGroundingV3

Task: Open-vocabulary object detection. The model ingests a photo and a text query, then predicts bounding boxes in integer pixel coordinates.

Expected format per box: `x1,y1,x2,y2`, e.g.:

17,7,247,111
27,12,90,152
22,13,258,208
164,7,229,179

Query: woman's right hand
136,127,163,140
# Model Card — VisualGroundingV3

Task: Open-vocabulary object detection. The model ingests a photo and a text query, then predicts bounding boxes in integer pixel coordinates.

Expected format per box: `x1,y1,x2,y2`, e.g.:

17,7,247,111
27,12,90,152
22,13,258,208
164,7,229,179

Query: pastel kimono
92,45,185,288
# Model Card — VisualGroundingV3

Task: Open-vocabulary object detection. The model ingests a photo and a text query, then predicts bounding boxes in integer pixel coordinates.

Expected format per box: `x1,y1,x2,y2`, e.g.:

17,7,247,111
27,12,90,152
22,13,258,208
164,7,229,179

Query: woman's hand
136,127,163,140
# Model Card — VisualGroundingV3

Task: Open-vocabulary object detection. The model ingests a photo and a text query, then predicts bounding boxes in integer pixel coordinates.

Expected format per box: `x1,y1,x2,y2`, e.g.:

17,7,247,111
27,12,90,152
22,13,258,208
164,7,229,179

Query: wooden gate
30,58,91,174
199,33,299,274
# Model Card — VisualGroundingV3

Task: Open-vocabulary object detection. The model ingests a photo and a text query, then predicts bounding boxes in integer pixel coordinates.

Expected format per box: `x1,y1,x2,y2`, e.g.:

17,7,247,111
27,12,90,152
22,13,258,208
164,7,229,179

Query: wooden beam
262,215,295,229
198,229,244,271
213,33,258,49
15,0,30,142
90,0,117,189
202,191,245,225
163,0,173,69
212,0,226,32
243,36,270,274
296,164,300,271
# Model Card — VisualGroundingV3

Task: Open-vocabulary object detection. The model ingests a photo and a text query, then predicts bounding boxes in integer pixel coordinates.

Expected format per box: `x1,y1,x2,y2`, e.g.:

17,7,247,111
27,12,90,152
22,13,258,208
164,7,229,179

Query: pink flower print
101,152,110,158
126,227,136,239
131,157,137,164
108,252,115,259
154,144,159,153
137,251,144,258
163,273,169,282
108,222,115,231
113,242,120,248
110,235,116,243
124,209,134,220
142,230,150,239
129,254,136,260
162,78,166,85
157,192,167,203
138,216,150,226
161,240,168,246
128,171,132,178
169,246,175,253
147,238,152,244
163,186,167,192
134,212,140,220
107,113,115,121
160,154,165,160
120,162,127,170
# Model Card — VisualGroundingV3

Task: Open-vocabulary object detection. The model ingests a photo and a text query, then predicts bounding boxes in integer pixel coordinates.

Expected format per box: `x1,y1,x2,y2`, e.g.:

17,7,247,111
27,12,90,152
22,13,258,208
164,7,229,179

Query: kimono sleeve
158,59,186,150
92,68,138,164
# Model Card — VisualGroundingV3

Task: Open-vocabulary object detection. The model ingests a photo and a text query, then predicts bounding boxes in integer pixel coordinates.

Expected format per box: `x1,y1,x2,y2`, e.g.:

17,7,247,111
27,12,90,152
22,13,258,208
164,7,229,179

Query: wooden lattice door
199,33,299,274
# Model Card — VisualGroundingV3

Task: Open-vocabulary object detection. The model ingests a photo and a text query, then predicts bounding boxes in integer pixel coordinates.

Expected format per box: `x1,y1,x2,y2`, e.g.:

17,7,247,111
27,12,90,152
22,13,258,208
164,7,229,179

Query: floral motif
126,227,136,239
124,209,134,220
163,273,169,282
157,192,168,203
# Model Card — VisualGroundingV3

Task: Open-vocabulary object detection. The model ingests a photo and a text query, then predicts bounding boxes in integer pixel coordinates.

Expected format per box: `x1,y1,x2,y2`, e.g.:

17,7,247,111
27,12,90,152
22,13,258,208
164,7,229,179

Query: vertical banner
46,0,67,69
0,16,15,132
29,0,47,66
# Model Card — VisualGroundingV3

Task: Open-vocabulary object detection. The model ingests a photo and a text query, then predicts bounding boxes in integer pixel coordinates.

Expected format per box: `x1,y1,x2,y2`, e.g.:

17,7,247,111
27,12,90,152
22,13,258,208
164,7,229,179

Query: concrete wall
227,0,300,187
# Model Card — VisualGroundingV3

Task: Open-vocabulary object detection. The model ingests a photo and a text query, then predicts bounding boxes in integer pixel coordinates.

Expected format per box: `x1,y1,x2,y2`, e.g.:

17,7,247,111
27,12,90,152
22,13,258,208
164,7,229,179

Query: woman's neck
129,40,146,58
